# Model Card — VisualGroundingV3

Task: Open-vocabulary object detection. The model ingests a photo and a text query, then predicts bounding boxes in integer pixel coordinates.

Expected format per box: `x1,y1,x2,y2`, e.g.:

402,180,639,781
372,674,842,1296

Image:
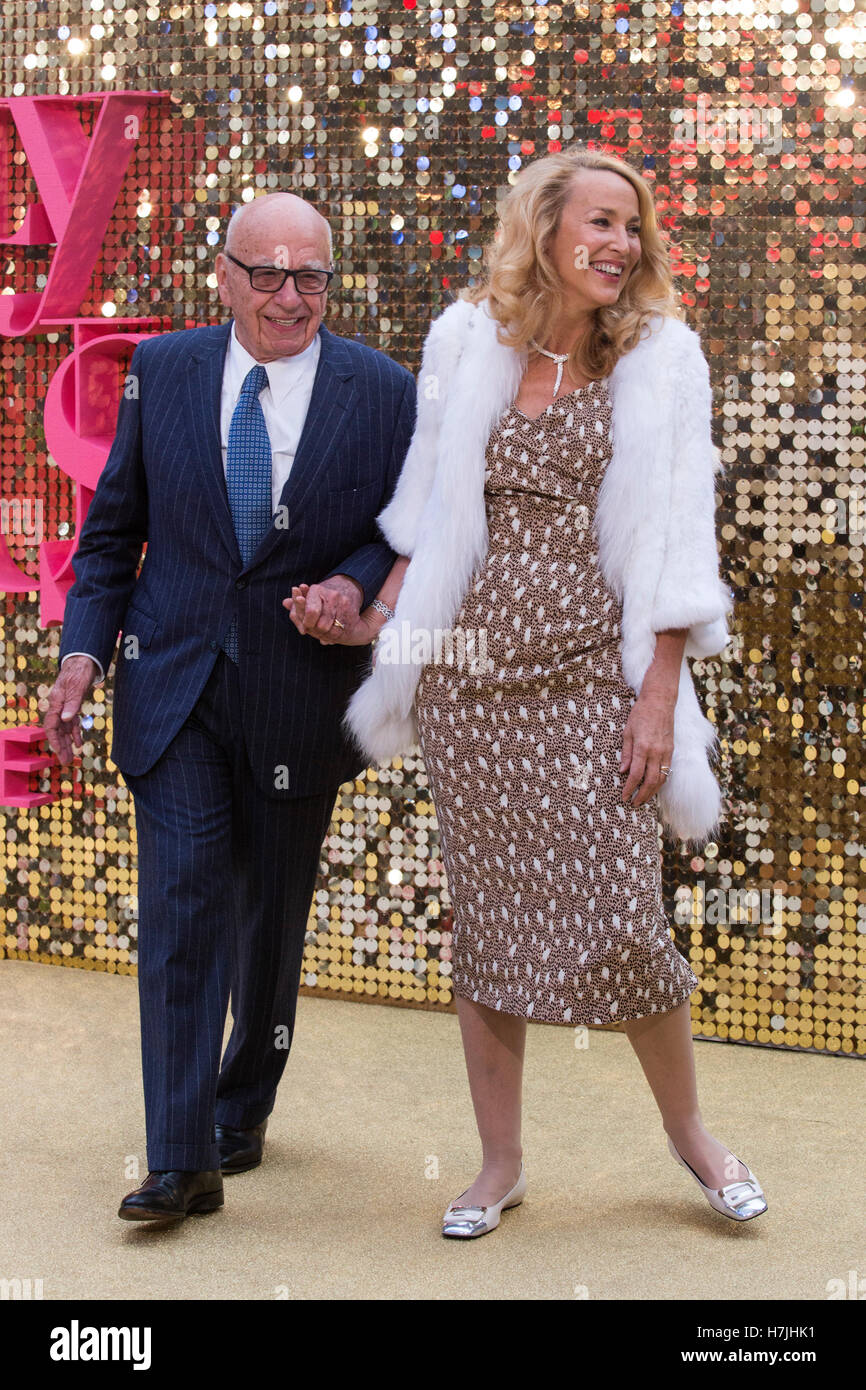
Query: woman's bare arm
285,555,411,646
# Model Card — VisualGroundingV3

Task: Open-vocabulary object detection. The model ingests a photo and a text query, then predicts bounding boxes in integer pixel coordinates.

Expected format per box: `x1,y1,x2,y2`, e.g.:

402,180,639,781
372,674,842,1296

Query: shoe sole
220,1154,263,1175
118,1191,224,1222
710,1204,768,1222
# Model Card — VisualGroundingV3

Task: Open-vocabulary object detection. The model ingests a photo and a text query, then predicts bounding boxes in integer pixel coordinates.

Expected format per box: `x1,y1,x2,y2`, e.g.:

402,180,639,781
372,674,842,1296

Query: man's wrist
61,652,105,686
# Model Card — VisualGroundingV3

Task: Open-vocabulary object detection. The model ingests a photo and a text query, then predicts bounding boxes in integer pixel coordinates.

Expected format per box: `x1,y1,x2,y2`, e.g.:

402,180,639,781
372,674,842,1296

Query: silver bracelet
371,599,395,622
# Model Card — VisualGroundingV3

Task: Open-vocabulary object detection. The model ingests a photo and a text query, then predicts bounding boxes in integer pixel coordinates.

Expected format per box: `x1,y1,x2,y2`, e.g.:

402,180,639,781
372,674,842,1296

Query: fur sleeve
649,329,734,659
375,297,473,557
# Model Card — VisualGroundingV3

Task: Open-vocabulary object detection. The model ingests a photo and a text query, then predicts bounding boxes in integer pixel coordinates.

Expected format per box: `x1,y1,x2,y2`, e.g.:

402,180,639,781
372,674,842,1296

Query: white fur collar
347,298,733,846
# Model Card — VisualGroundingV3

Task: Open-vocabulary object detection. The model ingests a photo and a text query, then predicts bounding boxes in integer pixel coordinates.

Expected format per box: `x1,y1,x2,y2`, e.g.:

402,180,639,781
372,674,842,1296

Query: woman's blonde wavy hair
463,146,684,381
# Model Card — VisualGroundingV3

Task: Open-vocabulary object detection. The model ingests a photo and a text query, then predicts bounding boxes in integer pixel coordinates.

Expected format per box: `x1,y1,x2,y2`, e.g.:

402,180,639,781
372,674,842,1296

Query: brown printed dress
413,379,699,1026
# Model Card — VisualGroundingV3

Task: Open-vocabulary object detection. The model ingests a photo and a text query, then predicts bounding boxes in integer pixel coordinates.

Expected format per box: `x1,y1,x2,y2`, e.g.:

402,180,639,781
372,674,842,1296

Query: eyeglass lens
250,267,330,292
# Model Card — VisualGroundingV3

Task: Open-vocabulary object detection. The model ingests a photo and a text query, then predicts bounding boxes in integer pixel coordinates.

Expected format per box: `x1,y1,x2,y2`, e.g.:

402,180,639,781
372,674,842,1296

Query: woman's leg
623,1000,749,1186
448,996,526,1207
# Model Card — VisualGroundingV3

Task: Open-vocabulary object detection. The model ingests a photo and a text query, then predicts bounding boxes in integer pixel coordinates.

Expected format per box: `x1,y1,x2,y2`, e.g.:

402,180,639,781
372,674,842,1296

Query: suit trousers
123,649,339,1171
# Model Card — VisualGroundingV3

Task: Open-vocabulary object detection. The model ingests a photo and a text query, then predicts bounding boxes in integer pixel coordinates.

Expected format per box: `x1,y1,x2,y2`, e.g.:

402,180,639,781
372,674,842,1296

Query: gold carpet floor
0,959,861,1301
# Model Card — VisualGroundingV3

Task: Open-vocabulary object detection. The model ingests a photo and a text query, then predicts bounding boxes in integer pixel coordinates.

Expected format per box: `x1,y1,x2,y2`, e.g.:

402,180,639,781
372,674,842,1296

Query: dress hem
450,974,699,1029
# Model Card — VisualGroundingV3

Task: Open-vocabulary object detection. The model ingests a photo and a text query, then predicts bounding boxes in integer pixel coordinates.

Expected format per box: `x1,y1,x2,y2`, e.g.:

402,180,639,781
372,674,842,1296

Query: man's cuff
61,652,105,687
323,543,398,612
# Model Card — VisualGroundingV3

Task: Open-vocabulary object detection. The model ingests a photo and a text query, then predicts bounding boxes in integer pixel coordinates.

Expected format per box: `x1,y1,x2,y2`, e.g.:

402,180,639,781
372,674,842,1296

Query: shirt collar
228,320,321,407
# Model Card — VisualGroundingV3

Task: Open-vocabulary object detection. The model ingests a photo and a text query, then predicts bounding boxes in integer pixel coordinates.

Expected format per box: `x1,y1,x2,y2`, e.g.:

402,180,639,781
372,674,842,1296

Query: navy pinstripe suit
58,318,416,1170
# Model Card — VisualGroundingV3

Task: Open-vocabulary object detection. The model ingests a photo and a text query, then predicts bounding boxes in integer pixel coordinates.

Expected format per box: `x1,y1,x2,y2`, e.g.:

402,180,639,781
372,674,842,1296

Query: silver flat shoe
667,1135,767,1221
441,1164,527,1239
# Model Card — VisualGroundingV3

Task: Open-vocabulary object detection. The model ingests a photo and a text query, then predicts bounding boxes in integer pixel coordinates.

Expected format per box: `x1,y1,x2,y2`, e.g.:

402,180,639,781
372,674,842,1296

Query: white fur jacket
345,296,734,846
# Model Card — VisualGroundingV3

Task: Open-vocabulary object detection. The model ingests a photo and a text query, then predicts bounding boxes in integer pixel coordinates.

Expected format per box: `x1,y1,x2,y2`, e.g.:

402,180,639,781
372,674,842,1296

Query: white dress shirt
220,318,321,517
62,320,322,687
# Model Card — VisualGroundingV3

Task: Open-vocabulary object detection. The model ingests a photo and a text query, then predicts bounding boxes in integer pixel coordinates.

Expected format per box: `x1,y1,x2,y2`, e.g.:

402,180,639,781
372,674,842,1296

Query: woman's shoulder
637,311,701,351
418,295,483,370
426,294,477,340
613,312,707,382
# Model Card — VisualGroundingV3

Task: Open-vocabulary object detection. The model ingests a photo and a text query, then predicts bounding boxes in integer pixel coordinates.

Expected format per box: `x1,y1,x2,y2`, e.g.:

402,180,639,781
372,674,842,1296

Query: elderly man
44,193,415,1222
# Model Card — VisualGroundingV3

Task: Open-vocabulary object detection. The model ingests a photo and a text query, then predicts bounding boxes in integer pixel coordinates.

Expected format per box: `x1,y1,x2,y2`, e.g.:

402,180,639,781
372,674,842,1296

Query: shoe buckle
721,1178,761,1209
445,1204,487,1219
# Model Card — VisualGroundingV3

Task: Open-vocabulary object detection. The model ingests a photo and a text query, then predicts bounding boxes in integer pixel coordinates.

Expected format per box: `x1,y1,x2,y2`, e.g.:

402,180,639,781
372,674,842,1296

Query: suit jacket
345,296,734,847
57,318,416,797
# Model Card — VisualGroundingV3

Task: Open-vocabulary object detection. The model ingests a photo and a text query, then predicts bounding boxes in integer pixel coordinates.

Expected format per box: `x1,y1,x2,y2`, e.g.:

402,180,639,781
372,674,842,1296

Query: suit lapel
183,319,358,575
184,320,240,566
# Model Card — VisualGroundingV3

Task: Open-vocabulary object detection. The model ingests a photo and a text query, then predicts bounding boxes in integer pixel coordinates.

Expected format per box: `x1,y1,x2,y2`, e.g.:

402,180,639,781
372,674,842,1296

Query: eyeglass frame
224,252,335,294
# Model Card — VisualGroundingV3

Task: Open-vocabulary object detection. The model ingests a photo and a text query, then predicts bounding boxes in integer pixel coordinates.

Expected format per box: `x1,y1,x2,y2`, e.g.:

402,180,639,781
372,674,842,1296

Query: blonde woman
288,148,767,1235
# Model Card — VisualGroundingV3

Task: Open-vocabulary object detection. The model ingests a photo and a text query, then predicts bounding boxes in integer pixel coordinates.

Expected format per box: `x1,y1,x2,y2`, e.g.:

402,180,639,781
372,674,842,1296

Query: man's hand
282,574,364,645
43,656,101,765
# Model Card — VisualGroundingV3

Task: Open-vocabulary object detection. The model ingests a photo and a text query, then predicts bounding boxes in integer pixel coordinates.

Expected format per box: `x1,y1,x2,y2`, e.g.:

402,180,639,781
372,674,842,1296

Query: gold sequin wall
0,2,863,1056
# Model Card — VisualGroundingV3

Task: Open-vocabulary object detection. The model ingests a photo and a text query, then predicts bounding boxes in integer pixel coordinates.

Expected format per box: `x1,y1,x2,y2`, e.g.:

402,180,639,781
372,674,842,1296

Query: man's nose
270,277,307,311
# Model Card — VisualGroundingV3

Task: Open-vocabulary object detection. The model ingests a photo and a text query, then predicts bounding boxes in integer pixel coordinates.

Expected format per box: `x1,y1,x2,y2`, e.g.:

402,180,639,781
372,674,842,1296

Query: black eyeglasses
225,252,334,294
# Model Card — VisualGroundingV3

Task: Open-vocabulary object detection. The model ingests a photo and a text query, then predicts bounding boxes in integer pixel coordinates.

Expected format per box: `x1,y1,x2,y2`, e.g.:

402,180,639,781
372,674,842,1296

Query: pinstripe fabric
56,318,416,1167
58,318,417,798
126,650,337,1169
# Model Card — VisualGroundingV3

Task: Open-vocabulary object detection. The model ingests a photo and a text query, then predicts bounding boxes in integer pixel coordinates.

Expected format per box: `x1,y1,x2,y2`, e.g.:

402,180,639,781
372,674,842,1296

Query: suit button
236,578,247,590
209,640,218,651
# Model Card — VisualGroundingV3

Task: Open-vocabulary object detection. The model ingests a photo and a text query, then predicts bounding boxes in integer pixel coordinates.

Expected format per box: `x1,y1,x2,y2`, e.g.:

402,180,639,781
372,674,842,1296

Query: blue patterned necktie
221,363,273,664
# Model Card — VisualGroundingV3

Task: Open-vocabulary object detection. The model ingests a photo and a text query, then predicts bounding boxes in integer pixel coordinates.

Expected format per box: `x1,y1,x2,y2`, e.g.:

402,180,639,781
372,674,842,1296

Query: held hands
619,677,676,808
42,655,100,765
283,574,375,646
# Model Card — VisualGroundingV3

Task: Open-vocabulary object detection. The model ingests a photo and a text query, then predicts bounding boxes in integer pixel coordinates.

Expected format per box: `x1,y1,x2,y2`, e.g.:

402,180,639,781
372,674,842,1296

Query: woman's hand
285,584,379,646
619,682,676,808
619,626,686,807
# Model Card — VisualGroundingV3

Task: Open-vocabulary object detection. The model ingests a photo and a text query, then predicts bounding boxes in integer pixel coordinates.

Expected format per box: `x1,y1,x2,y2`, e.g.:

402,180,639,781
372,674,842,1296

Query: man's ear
214,253,231,309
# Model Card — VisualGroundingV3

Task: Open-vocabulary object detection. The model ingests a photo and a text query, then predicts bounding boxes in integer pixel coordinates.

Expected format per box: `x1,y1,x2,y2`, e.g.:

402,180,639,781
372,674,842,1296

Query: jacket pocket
120,604,158,649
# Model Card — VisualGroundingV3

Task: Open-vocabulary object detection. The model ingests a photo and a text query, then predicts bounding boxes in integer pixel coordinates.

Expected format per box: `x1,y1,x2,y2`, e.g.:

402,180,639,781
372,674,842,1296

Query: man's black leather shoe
215,1119,268,1174
118,1169,224,1222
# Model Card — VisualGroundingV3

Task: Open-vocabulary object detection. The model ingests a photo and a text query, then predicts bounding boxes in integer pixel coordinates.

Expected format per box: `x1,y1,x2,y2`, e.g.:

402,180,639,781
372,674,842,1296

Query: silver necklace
530,339,570,398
